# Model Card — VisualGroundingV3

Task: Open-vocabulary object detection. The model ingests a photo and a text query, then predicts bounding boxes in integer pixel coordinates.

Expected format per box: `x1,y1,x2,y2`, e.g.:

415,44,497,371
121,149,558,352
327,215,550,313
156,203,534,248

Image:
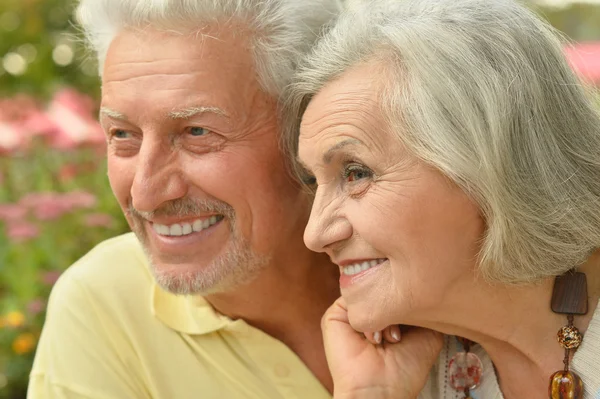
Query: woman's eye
343,164,373,182
189,127,209,137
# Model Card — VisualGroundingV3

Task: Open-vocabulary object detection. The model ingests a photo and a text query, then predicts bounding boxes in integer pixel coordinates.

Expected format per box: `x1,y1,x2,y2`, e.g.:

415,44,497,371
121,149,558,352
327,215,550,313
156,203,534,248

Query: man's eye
189,127,209,137
112,129,130,139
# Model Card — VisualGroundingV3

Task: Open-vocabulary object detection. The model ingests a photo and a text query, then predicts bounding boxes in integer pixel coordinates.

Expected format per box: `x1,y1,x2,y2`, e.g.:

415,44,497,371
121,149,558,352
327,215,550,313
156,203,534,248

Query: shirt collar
126,232,244,335
151,283,236,335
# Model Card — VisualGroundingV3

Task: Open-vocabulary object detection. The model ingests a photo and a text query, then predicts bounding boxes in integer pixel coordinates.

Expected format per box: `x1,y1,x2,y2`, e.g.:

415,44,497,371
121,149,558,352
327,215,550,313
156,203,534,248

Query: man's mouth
151,215,225,237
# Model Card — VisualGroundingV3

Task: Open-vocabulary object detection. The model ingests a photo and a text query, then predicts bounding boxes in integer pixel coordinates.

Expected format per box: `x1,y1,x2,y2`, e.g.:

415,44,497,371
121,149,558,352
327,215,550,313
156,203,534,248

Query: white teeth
342,259,386,276
152,216,222,237
170,224,183,236
156,224,170,235
192,220,203,232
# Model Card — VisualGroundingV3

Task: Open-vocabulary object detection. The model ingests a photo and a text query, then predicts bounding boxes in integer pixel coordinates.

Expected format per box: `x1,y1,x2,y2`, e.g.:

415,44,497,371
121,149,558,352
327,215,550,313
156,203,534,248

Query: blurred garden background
0,0,599,398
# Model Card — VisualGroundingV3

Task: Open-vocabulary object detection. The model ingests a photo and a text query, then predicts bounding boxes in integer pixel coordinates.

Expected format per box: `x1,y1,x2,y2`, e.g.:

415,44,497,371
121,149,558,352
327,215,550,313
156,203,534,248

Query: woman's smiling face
298,62,485,332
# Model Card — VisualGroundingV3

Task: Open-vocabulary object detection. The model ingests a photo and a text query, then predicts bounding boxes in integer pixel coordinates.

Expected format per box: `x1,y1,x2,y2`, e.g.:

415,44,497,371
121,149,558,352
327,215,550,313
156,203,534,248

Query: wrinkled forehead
103,26,254,82
100,26,272,122
300,63,387,141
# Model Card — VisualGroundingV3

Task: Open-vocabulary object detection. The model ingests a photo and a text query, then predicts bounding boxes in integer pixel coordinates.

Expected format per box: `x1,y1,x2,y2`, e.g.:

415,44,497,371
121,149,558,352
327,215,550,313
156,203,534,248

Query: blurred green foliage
0,0,99,99
537,3,600,42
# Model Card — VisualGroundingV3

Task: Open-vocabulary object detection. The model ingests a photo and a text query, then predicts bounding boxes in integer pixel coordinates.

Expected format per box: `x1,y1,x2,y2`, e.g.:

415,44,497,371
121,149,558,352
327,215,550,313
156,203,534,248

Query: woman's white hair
75,0,341,96
285,0,600,283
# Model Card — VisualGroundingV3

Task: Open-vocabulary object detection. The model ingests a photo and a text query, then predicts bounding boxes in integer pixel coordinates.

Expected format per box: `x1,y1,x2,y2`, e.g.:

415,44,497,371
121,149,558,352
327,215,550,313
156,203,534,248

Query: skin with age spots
98,27,338,391
299,62,484,333
100,27,311,295
299,61,600,399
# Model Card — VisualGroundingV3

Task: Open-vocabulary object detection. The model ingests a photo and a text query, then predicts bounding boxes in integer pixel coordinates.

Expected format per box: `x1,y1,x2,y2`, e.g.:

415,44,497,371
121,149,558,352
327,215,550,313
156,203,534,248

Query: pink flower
565,43,600,85
0,95,58,153
45,89,105,149
0,121,25,154
33,197,69,221
19,191,98,221
20,193,68,221
41,271,61,286
63,191,97,209
27,299,45,315
84,213,114,228
58,164,78,182
6,222,40,243
19,192,49,207
21,110,59,141
0,203,28,222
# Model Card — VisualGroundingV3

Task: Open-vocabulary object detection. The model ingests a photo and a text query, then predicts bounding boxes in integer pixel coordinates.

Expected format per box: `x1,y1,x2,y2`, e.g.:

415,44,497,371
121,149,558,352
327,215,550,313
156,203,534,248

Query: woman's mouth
341,258,387,276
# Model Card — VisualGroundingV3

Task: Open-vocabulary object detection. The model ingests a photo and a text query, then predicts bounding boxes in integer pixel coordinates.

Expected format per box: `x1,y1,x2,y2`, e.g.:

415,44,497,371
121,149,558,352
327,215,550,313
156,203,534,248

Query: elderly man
28,1,340,398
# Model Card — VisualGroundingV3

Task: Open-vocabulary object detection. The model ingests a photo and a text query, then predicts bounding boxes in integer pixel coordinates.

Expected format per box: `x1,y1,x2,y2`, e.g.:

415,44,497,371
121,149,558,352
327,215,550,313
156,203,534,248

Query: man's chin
150,261,224,296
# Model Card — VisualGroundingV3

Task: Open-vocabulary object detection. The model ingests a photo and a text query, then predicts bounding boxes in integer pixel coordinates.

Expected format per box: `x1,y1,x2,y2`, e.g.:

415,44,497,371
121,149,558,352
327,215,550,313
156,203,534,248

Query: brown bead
549,370,584,399
557,325,583,349
551,272,588,315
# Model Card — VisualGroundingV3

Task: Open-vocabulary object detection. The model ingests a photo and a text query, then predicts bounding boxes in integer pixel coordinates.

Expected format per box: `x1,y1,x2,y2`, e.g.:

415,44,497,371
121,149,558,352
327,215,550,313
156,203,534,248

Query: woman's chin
346,299,390,333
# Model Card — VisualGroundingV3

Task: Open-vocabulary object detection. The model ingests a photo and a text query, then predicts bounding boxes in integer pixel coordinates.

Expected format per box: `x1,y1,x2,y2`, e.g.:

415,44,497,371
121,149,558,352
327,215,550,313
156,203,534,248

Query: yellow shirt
29,233,331,399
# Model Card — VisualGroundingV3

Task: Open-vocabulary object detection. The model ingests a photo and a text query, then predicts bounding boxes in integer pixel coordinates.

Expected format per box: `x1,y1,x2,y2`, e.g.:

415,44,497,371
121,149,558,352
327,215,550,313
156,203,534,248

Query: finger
383,325,402,343
364,331,382,345
321,297,353,340
322,297,375,359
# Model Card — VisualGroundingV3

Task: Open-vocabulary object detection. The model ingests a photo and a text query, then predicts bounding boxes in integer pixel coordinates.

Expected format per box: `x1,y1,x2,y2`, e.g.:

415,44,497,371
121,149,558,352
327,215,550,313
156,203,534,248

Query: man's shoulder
54,232,152,305
69,232,147,277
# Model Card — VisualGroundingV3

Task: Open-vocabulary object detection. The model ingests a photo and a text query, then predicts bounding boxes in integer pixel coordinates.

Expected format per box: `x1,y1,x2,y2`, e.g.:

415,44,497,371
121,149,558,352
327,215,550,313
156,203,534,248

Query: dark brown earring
549,271,588,399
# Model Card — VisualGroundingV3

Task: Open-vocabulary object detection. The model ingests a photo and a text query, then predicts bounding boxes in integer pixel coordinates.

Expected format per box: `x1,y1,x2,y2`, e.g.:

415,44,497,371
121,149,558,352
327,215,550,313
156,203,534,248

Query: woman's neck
417,254,600,399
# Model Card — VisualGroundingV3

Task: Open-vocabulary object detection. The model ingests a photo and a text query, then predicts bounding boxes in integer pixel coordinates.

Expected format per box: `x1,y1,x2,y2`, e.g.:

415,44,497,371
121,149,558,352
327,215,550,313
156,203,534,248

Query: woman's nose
303,187,352,253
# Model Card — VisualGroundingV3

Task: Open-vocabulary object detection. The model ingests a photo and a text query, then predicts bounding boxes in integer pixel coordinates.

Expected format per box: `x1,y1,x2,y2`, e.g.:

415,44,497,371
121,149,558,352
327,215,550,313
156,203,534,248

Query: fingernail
391,328,401,342
374,331,382,344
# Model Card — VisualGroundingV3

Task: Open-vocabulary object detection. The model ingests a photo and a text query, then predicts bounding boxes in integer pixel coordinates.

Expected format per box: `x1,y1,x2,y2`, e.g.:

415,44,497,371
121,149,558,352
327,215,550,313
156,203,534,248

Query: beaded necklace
447,271,588,398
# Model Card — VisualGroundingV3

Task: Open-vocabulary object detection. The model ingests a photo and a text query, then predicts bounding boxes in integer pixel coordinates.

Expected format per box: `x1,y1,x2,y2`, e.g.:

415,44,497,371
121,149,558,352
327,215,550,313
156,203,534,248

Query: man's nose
303,187,352,254
130,138,188,213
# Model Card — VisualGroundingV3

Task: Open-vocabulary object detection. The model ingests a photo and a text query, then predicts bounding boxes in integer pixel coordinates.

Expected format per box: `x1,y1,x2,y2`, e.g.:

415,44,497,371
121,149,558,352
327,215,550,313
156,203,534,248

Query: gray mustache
127,198,234,220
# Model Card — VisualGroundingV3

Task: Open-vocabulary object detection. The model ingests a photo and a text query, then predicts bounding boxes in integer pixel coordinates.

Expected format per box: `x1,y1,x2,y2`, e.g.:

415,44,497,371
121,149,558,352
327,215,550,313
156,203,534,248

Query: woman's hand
322,297,443,399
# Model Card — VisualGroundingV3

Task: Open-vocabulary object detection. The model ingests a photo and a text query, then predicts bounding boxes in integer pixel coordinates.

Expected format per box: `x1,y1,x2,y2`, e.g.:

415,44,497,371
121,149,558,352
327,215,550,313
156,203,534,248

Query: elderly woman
286,0,600,398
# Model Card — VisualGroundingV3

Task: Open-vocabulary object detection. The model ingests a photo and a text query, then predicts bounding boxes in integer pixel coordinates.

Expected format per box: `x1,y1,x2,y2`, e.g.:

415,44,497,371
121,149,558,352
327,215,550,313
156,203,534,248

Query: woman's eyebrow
323,139,361,164
296,138,363,173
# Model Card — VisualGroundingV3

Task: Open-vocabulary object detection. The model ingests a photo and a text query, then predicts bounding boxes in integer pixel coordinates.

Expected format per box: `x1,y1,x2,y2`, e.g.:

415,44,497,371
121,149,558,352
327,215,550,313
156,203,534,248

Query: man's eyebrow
98,106,229,122
99,107,127,121
323,138,361,164
168,106,229,120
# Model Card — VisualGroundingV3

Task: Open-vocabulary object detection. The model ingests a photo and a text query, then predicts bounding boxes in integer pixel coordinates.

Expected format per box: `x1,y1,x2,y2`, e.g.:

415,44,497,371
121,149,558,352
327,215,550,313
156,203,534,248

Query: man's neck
205,250,340,393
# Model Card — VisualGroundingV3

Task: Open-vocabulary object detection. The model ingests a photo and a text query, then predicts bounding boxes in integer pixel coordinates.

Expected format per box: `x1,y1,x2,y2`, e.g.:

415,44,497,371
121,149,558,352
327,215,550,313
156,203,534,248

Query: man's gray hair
285,0,600,283
76,0,341,96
